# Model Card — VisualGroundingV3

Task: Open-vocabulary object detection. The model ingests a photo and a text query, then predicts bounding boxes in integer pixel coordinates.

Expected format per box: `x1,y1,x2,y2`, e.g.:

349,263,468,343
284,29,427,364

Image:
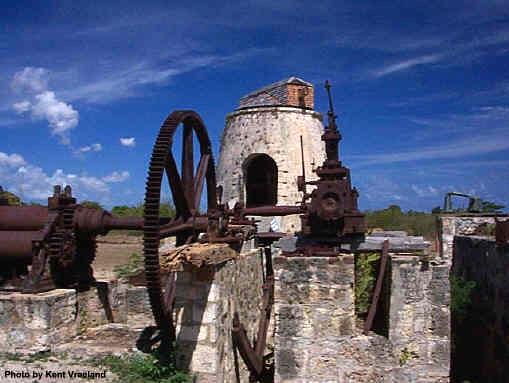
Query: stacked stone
272,243,450,382
389,256,450,382
218,77,326,233
0,290,77,353
438,214,509,262
172,250,264,383
273,255,357,381
218,106,325,232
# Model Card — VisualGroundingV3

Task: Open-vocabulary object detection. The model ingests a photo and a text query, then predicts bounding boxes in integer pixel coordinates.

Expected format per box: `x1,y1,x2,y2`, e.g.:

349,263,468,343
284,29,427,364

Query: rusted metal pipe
73,207,144,235
242,205,302,216
105,216,144,230
0,206,48,230
0,231,38,258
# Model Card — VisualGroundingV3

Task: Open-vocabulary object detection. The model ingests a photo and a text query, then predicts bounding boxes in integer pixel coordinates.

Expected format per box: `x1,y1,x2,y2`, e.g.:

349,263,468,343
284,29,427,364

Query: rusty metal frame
231,245,274,382
363,239,389,335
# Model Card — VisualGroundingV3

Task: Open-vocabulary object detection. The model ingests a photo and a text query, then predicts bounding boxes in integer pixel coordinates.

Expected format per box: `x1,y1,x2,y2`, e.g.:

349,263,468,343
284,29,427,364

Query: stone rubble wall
273,255,356,382
0,281,157,354
273,253,450,383
389,256,450,382
0,290,77,353
172,249,264,383
451,236,509,382
437,214,509,262
0,249,264,383
217,106,326,232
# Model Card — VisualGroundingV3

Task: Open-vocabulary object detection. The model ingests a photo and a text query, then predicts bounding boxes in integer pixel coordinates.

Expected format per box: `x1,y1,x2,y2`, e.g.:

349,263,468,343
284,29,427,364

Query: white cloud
120,137,136,147
58,48,271,104
30,91,79,144
0,151,129,201
411,184,439,198
10,68,79,145
76,143,102,154
12,100,31,113
102,170,130,183
0,152,26,167
372,54,443,77
11,67,48,93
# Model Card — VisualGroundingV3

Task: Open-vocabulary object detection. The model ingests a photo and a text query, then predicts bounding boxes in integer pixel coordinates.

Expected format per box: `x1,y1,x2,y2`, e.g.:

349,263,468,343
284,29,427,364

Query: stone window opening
243,154,278,207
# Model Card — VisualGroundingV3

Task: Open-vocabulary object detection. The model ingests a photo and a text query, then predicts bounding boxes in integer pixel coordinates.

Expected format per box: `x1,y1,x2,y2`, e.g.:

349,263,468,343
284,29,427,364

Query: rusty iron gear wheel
143,110,217,348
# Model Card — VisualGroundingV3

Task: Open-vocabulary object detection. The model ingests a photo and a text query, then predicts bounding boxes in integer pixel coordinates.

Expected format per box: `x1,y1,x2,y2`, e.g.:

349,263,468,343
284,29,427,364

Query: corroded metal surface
142,110,217,351
363,239,389,335
0,186,144,293
159,243,238,272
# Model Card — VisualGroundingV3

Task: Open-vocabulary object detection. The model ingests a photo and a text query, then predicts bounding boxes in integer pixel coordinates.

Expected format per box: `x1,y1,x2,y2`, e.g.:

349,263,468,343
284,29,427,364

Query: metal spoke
163,272,176,317
193,153,210,211
182,121,194,212
165,153,191,220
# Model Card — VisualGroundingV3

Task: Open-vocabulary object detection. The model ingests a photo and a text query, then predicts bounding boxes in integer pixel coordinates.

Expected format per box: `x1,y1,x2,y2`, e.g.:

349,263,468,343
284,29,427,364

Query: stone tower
217,77,326,232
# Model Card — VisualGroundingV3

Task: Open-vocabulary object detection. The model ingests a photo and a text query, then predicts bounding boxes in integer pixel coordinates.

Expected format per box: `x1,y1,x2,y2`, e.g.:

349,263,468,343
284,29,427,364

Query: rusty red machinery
0,81,365,382
0,185,144,292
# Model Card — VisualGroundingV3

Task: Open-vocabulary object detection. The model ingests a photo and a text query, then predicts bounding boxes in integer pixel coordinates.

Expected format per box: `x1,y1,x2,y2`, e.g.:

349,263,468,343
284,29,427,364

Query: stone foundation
273,252,450,382
0,249,264,383
273,255,356,382
0,289,77,353
173,249,264,382
389,256,450,382
437,214,509,262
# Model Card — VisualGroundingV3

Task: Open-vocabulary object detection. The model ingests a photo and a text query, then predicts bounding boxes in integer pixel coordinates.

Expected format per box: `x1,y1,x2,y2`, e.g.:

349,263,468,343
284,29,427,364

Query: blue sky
1,0,508,211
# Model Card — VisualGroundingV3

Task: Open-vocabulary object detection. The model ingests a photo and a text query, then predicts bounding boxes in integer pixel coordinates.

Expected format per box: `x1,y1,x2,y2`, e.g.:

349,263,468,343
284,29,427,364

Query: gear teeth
143,110,217,344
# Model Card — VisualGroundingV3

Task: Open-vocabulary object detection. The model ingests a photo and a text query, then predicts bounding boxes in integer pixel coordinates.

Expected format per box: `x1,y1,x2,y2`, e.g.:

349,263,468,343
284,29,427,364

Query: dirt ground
92,233,142,280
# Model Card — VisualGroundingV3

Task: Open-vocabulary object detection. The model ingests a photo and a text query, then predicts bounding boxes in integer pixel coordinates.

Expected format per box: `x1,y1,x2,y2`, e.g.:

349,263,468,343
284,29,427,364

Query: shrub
113,252,143,279
92,352,190,383
450,276,476,320
355,253,380,315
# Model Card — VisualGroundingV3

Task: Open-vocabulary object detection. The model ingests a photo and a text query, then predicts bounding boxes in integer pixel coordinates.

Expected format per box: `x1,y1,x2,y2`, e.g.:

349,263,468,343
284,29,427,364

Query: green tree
431,206,442,214
81,200,103,210
0,189,22,206
112,202,175,218
365,205,436,239
480,200,505,213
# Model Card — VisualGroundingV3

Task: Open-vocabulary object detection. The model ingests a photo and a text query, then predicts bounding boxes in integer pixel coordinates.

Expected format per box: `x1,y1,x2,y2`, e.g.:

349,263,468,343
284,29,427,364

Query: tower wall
217,106,326,232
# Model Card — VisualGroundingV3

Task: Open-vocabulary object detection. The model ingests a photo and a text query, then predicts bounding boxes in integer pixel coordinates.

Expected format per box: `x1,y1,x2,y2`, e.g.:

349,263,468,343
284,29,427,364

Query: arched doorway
244,154,278,207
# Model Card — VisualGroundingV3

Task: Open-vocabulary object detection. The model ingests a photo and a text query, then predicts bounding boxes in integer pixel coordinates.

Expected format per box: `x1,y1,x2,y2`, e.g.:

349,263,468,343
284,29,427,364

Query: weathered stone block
0,289,77,353
126,286,153,327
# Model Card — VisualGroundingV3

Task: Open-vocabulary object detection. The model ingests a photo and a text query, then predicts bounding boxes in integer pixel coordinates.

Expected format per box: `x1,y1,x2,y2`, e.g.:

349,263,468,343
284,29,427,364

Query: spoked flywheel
143,110,217,350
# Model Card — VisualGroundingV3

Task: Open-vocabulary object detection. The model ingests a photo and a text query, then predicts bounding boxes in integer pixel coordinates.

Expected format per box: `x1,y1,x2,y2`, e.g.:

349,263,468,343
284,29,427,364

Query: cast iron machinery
0,185,144,292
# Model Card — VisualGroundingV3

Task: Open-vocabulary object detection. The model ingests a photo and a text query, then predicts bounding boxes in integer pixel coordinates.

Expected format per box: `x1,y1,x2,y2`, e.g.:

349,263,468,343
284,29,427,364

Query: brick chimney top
238,77,314,110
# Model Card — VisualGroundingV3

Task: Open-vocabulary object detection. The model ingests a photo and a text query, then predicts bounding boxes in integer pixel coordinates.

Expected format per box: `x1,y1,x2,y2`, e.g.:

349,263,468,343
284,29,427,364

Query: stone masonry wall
217,106,326,232
389,256,450,382
173,249,264,383
0,282,156,354
273,253,450,382
0,290,77,353
437,214,509,262
273,255,356,382
451,236,509,382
